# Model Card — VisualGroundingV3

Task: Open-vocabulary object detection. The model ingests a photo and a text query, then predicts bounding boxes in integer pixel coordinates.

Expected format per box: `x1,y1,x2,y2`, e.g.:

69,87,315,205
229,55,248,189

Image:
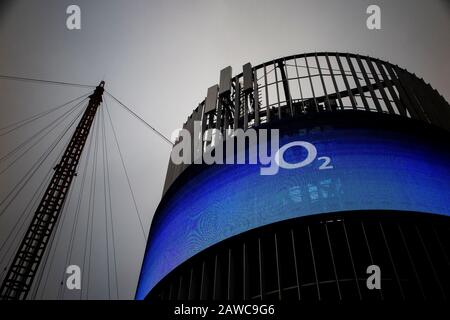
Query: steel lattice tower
0,81,105,300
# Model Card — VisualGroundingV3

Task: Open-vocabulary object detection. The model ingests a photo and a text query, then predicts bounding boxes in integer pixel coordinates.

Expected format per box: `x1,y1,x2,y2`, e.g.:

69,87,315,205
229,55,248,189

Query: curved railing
164,52,450,192
187,52,449,131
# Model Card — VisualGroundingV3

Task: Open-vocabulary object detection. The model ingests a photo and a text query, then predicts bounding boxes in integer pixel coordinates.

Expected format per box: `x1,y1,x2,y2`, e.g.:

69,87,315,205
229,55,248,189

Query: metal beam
0,82,105,300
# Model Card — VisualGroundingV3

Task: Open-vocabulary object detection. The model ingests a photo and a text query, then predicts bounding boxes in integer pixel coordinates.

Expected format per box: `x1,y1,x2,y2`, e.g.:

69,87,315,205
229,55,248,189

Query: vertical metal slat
258,237,264,300
290,229,301,300
383,63,410,117
379,223,405,299
375,59,404,115
263,64,271,122
307,226,320,300
366,57,395,114
356,55,382,112
253,68,260,126
336,53,357,109
233,79,241,130
315,53,331,111
305,55,318,111
324,223,342,300
325,53,343,109
397,225,426,299
342,221,362,299
273,60,282,119
346,54,370,111
282,58,294,116
274,233,282,300
392,66,425,121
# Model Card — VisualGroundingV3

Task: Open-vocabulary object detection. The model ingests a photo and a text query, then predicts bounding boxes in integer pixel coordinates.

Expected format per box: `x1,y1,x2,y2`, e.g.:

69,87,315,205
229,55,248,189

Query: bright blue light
136,126,450,299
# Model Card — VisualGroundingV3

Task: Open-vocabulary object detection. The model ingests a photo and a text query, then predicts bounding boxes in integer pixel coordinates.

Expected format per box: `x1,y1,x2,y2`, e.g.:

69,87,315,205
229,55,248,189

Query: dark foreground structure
136,52,450,301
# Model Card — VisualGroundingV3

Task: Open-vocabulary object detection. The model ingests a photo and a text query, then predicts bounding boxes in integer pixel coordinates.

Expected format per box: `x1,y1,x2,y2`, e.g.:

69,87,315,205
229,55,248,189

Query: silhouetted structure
0,82,105,300
136,53,450,301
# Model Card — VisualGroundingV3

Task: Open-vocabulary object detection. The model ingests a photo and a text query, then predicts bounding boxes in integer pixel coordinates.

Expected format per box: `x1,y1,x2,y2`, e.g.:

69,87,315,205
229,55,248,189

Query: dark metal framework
144,52,450,301
148,212,450,301
0,82,105,300
164,52,450,193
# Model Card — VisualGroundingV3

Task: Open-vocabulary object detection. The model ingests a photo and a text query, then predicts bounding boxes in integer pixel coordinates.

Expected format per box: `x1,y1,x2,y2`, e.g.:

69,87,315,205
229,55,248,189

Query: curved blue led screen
136,125,450,299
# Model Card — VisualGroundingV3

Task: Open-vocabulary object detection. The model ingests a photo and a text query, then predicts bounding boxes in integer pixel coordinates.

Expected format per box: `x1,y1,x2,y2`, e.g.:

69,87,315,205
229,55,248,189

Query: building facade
136,52,450,301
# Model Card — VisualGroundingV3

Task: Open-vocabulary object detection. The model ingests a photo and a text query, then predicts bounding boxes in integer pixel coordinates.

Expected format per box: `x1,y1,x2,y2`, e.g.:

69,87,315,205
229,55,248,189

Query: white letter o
275,141,317,170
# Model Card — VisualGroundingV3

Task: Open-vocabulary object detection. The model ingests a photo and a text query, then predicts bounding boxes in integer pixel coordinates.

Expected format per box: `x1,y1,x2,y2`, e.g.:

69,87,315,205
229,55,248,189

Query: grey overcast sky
0,0,448,299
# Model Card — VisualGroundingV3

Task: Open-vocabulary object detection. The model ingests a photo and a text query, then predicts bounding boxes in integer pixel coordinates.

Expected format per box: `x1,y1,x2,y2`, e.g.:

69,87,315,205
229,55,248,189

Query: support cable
87,114,101,300
0,92,91,136
0,82,103,300
102,105,120,299
81,114,100,300
0,98,86,164
0,145,64,263
31,177,77,299
104,96,147,241
105,91,173,146
0,103,88,218
0,98,86,174
100,107,111,299
0,162,55,284
33,109,93,299
0,74,96,89
0,106,85,284
57,118,96,300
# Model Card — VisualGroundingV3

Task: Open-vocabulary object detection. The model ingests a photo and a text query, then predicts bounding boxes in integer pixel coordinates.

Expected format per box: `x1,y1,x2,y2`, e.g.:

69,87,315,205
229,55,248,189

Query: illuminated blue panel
136,126,450,299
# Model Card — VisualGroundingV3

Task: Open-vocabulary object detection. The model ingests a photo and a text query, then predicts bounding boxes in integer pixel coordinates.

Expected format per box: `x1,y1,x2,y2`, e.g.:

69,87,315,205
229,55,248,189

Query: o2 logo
260,141,333,175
